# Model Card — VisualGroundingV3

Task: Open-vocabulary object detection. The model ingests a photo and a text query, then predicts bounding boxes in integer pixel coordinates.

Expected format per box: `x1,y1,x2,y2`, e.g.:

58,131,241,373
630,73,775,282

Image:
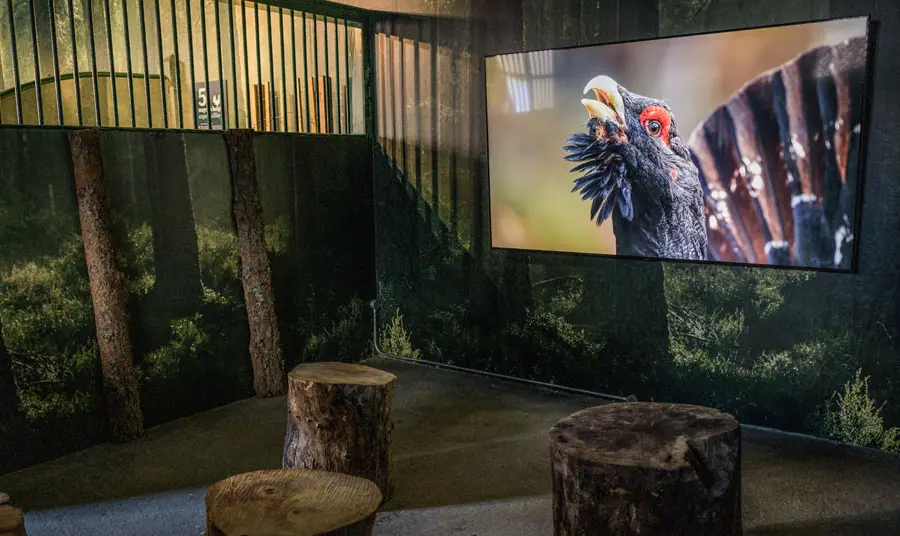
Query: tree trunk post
224,129,285,397
550,402,741,536
69,128,144,442
283,362,397,502
205,469,381,536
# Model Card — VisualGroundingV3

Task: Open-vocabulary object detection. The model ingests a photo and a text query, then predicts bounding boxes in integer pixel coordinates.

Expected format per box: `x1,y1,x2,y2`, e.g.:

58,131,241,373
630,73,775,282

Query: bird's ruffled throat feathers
564,76,634,226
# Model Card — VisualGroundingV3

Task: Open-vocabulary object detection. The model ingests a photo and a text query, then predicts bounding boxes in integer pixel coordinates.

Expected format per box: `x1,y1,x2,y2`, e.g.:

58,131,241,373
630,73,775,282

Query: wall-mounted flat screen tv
485,17,871,271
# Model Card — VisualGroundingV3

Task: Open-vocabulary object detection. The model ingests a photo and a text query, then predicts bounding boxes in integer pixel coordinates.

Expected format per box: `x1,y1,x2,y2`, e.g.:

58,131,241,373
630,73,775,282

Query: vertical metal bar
86,0,101,125
228,0,238,128
122,0,136,126
399,26,407,175
429,16,437,209
279,7,286,132
67,0,82,125
200,0,210,129
378,30,385,146
185,0,197,127
139,0,152,126
214,0,224,128
386,18,394,165
301,10,309,133
28,0,44,125
312,13,318,132
343,18,350,133
5,0,22,124
323,16,329,133
170,0,183,127
290,10,299,132
363,14,374,138
266,4,275,131
253,2,261,129
154,0,167,127
241,0,249,128
48,0,64,125
104,0,119,126
334,16,340,134
413,18,421,192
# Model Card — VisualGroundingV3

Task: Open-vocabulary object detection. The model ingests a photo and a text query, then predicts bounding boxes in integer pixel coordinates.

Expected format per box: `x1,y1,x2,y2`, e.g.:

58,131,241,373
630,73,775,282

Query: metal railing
0,0,366,133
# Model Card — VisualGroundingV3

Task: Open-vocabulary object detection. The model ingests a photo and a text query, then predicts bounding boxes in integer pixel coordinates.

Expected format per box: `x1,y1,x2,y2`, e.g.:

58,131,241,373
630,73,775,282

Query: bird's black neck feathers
565,114,708,261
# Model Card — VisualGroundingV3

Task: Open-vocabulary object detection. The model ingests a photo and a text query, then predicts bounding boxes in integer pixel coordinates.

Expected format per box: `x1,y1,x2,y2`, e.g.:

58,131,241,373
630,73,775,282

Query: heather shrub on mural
816,369,900,452
0,233,98,421
379,308,422,360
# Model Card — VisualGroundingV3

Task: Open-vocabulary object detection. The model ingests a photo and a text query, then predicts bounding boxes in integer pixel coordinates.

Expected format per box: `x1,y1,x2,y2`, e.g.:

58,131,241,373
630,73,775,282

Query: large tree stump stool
283,362,396,501
205,468,382,536
549,402,741,536
0,504,25,536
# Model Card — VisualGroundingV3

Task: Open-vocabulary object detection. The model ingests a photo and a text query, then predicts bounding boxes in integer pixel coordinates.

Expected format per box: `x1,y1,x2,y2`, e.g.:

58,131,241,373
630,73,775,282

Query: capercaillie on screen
564,37,867,269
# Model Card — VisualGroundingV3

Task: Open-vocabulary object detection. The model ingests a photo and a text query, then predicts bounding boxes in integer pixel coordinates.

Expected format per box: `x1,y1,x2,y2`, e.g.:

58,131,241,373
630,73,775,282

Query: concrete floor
1,356,899,535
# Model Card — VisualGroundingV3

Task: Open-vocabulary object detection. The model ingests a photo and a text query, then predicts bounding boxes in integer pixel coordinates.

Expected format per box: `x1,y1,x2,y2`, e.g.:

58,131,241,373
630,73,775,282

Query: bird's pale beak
581,75,625,126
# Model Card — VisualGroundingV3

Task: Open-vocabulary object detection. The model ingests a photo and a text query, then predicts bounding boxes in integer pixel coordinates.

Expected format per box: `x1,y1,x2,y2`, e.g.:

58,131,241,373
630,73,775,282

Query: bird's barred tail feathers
689,36,867,269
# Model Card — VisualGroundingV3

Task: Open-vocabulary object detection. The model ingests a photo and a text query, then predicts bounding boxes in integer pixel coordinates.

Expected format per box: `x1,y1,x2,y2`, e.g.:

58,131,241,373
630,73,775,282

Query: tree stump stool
549,402,741,536
205,468,382,536
283,362,396,501
0,503,25,536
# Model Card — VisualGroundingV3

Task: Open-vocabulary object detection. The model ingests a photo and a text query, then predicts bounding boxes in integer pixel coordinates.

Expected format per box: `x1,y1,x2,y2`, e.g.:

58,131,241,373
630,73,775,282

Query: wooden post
224,129,285,397
549,402,741,536
283,362,396,502
205,469,381,536
69,128,144,442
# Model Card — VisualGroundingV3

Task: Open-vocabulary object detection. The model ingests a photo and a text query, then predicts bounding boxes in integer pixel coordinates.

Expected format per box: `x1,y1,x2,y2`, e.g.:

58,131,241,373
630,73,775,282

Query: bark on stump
205,468,381,536
0,505,25,536
283,362,396,502
69,128,144,442
549,402,741,536
224,129,285,397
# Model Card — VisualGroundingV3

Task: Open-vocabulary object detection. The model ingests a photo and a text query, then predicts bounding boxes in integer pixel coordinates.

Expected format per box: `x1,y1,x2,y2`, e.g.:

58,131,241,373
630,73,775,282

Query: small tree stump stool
205,468,382,536
0,504,25,536
283,362,396,501
549,402,741,536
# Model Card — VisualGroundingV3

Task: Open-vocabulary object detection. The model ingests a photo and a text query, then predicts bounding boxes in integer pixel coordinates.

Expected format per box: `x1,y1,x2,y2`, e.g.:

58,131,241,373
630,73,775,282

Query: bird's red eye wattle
639,105,672,147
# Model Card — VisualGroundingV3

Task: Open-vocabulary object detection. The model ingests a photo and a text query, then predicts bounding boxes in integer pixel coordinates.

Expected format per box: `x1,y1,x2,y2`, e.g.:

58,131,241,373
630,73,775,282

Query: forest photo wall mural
485,17,871,270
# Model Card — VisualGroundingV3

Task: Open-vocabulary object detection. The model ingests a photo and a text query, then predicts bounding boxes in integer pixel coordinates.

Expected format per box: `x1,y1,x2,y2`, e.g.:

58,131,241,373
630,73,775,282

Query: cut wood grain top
206,468,382,536
0,505,23,532
549,402,739,470
0,493,8,506
288,362,397,386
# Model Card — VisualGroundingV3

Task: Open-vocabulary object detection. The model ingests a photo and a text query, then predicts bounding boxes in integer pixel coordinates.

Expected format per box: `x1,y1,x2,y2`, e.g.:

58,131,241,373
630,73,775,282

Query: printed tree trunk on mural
143,132,202,316
69,128,144,442
225,129,285,397
0,313,19,423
